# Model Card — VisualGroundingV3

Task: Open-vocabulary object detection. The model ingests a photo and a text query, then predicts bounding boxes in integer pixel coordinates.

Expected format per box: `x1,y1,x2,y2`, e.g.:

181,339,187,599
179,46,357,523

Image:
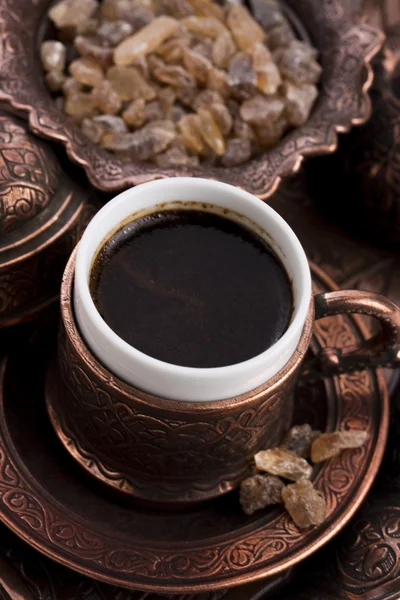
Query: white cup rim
74,178,312,401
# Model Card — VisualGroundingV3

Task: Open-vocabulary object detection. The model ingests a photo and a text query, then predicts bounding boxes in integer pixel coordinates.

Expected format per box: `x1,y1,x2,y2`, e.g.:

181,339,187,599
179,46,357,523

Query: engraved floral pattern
0,0,383,195
0,116,59,235
320,500,400,600
52,326,293,501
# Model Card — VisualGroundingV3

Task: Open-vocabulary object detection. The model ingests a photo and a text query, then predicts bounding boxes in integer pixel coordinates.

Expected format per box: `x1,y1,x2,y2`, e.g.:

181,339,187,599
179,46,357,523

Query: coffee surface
90,210,293,368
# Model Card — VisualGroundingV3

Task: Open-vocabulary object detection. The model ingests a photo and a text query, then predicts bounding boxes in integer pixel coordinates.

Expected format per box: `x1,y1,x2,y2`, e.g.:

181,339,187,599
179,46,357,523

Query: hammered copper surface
0,0,383,195
0,114,92,328
0,262,388,593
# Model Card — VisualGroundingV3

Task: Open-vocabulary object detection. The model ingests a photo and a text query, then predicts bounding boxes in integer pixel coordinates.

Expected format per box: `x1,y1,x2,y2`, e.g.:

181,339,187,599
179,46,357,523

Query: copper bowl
0,0,383,196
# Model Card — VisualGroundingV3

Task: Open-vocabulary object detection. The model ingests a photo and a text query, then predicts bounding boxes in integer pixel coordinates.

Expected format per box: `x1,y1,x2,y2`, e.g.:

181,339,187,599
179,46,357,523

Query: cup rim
74,178,312,391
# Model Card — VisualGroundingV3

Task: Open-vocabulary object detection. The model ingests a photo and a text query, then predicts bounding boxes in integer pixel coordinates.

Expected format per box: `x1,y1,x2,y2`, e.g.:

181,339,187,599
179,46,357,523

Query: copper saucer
0,265,388,594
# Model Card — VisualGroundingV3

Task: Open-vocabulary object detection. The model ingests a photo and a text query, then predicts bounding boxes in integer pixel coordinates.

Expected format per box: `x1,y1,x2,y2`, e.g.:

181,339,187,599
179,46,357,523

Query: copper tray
0,0,383,195
0,263,388,594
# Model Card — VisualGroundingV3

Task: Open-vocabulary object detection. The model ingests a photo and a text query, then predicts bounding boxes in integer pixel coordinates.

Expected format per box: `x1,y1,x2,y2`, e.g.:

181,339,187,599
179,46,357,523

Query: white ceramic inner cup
74,178,311,402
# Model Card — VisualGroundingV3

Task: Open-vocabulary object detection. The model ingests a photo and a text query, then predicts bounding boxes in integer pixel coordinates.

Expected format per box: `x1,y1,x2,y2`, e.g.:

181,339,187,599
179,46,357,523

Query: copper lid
0,113,91,328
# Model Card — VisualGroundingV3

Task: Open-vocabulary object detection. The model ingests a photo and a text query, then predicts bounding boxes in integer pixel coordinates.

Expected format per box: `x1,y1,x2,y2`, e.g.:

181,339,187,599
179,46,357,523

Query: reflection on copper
0,115,92,329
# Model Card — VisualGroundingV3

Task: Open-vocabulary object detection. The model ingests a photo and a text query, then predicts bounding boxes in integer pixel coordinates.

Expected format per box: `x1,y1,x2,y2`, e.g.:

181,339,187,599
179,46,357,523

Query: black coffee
90,210,293,368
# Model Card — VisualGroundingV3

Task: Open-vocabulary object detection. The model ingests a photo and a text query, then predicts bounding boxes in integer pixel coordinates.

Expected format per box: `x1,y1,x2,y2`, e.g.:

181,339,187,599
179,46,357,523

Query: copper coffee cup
46,180,400,506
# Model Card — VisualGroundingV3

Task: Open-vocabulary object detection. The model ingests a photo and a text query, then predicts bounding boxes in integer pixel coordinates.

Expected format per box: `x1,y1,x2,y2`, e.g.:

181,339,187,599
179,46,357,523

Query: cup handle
301,290,400,381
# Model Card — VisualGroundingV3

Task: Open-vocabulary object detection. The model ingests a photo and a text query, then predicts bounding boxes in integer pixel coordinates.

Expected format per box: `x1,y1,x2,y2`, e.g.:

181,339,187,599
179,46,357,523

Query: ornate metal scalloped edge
0,0,384,196
0,266,389,594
